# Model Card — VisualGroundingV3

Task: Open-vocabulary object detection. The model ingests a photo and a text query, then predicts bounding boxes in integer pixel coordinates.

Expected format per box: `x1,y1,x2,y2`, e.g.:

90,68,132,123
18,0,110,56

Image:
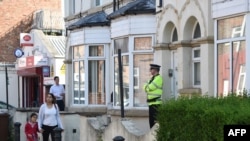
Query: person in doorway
38,93,64,141
25,113,39,141
143,64,163,129
49,76,65,111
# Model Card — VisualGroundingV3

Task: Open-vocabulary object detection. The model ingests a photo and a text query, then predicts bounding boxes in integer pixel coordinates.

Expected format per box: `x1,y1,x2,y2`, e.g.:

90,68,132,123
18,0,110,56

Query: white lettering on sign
228,129,246,136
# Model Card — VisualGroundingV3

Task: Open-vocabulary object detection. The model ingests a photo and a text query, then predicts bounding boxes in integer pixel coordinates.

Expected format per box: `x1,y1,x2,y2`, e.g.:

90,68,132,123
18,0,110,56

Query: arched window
172,28,178,42
193,22,201,39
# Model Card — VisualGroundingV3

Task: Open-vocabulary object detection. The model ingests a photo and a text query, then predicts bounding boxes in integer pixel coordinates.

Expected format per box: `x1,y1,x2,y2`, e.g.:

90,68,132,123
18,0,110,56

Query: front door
171,50,178,99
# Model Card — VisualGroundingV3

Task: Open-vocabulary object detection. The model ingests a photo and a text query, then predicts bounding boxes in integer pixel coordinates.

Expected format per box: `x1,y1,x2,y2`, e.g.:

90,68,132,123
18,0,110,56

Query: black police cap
150,64,161,69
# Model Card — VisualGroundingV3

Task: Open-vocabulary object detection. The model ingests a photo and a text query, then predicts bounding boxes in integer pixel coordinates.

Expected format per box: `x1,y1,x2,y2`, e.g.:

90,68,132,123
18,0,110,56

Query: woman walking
38,93,64,141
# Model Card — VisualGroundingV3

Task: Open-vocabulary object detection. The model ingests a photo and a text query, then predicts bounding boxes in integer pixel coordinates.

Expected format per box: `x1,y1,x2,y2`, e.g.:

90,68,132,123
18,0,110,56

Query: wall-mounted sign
14,48,24,58
43,66,50,77
17,55,49,69
20,33,34,47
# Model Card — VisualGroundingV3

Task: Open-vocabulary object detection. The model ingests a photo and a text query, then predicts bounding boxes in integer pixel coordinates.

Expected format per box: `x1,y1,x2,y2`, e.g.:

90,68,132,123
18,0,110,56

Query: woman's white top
38,103,63,130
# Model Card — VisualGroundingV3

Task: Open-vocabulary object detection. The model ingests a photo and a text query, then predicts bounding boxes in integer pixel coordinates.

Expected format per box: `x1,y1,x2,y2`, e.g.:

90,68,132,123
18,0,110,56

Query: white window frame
72,44,108,106
236,65,246,94
192,47,201,87
112,35,154,108
214,15,246,96
133,68,139,89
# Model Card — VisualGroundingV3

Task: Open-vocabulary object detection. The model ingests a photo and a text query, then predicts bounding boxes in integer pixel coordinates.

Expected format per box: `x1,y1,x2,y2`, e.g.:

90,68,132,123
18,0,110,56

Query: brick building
0,0,62,62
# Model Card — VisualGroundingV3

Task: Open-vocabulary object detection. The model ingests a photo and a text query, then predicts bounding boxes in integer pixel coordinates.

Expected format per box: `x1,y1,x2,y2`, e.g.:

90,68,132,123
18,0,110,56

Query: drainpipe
118,49,124,118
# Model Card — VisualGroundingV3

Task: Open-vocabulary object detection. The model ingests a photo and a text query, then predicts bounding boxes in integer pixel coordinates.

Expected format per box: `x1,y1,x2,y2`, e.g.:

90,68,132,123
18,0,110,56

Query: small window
193,23,201,39
134,37,152,50
172,28,178,42
96,0,101,6
192,48,200,86
114,38,129,54
73,46,84,59
89,45,104,56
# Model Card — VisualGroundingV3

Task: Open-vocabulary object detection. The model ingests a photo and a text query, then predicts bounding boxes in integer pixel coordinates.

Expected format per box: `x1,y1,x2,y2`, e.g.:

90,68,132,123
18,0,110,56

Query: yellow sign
60,64,65,75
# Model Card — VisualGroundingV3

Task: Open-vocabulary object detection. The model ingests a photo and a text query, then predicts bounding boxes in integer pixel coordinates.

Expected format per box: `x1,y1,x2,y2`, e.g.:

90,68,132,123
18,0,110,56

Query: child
25,113,39,141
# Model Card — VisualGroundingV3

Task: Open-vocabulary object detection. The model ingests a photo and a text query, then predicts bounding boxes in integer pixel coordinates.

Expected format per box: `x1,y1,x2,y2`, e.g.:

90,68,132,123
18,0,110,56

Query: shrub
156,95,250,141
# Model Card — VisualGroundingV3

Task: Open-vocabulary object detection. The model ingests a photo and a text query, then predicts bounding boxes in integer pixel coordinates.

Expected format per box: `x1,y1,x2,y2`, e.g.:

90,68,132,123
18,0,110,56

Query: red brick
0,0,62,62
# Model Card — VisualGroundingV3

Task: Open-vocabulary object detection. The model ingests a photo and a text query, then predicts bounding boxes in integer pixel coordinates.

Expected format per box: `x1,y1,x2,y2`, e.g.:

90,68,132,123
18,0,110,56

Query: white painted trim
214,19,218,97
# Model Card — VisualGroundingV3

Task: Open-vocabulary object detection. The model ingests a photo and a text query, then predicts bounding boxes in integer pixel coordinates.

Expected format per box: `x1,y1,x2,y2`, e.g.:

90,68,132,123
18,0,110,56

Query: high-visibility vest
143,74,163,105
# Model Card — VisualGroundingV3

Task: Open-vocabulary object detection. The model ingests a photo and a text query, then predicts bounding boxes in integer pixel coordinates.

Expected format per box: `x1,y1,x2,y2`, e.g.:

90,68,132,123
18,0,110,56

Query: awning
17,67,43,76
67,11,110,30
17,66,50,77
107,0,156,19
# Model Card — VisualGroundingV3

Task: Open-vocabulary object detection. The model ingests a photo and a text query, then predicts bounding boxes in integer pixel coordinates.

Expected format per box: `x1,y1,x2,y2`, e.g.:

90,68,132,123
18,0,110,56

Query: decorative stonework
153,36,214,50
156,4,178,43
179,0,207,36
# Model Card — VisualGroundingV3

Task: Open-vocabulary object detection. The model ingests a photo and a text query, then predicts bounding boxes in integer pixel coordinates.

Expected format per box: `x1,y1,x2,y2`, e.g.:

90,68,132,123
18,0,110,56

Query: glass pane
218,16,245,40
194,49,200,58
193,23,201,39
73,45,85,59
232,41,246,94
89,45,104,56
134,37,152,50
217,43,230,97
88,60,106,105
194,62,200,85
172,28,178,42
114,38,129,54
114,55,129,107
73,61,85,104
134,54,153,107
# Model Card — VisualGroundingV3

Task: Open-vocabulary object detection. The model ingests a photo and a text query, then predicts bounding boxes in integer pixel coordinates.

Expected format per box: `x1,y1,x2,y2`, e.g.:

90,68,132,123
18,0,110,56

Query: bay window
113,36,153,107
72,45,106,105
217,15,246,96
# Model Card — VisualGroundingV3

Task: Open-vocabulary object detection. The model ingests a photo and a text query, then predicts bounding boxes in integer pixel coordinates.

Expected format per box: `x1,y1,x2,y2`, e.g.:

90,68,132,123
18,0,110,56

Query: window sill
179,88,202,96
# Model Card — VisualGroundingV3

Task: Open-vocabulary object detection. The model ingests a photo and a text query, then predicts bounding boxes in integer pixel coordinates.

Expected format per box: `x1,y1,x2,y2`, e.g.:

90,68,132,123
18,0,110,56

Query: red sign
26,56,34,67
23,35,31,41
20,33,34,47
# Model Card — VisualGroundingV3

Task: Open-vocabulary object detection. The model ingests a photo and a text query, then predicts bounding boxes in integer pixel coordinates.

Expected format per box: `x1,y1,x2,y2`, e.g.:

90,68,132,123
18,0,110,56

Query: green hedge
156,95,250,141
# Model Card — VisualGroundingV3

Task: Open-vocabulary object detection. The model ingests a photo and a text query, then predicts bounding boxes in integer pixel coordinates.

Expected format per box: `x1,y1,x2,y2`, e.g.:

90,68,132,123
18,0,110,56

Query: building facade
0,0,64,108
156,0,214,97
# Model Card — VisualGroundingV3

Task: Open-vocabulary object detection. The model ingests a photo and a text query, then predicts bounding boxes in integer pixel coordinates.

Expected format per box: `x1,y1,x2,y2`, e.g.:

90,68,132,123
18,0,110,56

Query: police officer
143,64,163,129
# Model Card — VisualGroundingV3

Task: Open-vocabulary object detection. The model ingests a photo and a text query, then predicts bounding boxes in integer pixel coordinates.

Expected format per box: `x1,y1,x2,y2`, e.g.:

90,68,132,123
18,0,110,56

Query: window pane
73,61,85,104
193,23,201,39
114,55,129,107
172,28,178,42
89,45,104,56
194,62,200,85
134,54,153,107
232,41,246,93
73,45,84,59
134,37,152,50
217,43,230,96
218,16,245,40
96,0,100,6
194,49,200,58
114,38,129,54
88,60,105,105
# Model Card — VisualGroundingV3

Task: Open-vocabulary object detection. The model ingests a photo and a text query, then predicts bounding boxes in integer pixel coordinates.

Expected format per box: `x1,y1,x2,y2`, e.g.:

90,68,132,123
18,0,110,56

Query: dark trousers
149,104,160,129
56,100,65,111
42,125,57,141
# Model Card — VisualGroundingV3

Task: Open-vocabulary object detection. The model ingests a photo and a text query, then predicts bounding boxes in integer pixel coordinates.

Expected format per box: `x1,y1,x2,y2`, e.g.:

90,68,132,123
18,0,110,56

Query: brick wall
0,0,62,62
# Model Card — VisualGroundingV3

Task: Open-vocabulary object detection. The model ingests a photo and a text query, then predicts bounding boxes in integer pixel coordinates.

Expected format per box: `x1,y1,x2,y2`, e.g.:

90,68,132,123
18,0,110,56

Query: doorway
23,76,42,107
171,50,179,99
